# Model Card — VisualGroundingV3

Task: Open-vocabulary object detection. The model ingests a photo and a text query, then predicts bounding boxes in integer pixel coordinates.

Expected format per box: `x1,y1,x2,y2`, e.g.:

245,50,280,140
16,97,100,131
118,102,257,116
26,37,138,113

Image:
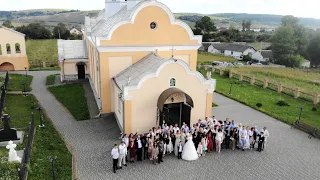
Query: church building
58,0,216,133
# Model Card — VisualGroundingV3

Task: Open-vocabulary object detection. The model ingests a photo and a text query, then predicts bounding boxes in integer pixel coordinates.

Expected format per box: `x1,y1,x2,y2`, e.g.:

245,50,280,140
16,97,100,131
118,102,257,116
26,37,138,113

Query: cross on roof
169,46,176,58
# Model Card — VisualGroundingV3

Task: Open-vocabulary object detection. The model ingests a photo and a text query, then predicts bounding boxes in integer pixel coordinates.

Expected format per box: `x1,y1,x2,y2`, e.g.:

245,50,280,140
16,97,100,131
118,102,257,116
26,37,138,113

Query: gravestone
0,114,19,142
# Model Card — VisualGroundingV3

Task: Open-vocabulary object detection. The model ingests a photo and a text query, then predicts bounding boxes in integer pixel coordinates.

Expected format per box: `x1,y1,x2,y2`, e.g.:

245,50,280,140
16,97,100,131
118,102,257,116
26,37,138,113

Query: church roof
114,53,168,90
57,40,88,60
91,1,145,37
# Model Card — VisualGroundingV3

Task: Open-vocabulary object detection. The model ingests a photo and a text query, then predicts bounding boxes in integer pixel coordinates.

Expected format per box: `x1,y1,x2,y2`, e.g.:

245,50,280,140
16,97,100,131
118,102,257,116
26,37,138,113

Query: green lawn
198,67,320,129
198,52,238,64
1,94,72,180
46,74,57,85
48,84,90,121
7,74,33,92
26,39,58,68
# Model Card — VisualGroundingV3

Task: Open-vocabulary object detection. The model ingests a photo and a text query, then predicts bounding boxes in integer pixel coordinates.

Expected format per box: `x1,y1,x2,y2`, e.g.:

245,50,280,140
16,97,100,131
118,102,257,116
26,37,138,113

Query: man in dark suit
135,135,143,161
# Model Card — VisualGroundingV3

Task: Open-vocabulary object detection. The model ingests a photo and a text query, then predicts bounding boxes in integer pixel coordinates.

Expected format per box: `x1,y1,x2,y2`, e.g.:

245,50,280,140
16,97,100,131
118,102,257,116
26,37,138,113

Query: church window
15,43,21,53
170,78,176,87
150,22,157,30
6,44,11,54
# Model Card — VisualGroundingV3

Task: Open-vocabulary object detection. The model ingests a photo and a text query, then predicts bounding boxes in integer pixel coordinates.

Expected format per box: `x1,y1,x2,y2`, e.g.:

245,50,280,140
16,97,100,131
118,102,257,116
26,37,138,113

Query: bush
312,107,317,111
276,100,290,106
256,103,262,108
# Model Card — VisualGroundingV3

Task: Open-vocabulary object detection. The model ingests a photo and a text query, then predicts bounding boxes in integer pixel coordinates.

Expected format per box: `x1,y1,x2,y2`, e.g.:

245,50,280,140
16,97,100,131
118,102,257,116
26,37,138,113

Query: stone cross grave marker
0,114,18,142
6,140,21,163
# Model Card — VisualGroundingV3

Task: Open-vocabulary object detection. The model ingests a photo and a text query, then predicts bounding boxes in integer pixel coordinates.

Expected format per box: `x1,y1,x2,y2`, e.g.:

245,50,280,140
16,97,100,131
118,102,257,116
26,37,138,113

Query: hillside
1,9,320,29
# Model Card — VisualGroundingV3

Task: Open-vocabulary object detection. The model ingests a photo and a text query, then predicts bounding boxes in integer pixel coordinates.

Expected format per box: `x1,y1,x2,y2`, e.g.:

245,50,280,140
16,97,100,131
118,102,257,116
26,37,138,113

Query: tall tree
194,16,216,42
245,21,252,31
281,15,299,27
271,26,297,67
15,23,51,39
195,16,216,34
53,23,70,40
2,20,14,28
307,29,320,67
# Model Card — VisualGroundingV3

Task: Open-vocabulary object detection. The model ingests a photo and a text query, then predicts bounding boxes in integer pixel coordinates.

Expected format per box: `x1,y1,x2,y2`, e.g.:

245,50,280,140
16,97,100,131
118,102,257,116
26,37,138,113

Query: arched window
15,43,21,53
170,78,176,87
0,45,2,55
6,44,11,54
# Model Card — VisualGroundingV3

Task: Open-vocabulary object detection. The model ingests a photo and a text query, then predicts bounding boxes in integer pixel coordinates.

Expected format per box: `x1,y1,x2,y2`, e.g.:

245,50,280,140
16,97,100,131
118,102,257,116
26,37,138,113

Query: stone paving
16,71,320,180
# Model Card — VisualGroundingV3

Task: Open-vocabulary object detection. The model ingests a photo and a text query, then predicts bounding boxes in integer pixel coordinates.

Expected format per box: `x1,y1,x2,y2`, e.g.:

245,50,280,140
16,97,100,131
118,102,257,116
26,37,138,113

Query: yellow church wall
0,56,29,71
206,93,213,117
100,6,198,46
99,50,198,113
59,61,89,75
125,63,211,133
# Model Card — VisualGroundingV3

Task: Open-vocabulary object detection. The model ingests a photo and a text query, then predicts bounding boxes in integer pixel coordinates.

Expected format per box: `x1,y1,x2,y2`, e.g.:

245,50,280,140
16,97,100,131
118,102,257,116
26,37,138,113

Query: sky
1,0,320,19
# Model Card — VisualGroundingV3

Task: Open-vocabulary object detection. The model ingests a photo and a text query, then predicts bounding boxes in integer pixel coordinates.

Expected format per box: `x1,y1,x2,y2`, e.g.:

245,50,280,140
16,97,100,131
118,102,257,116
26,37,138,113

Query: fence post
263,79,268,89
294,88,300,99
219,69,224,76
239,74,243,81
313,94,320,105
250,76,255,85
229,71,233,78
277,84,283,93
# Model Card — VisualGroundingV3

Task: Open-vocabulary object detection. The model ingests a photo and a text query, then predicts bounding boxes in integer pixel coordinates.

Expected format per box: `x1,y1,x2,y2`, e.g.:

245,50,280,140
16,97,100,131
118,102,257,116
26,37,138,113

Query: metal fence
17,113,35,180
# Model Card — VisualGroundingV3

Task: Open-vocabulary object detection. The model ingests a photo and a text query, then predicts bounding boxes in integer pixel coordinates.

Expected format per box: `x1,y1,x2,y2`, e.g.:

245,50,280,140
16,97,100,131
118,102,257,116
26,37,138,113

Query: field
198,52,238,64
229,67,320,95
26,39,58,68
248,42,271,50
198,67,320,129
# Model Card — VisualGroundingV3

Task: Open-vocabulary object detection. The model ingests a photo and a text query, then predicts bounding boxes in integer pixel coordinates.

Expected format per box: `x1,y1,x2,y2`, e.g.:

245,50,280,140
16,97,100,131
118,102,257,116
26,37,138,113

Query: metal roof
57,40,88,60
210,43,254,52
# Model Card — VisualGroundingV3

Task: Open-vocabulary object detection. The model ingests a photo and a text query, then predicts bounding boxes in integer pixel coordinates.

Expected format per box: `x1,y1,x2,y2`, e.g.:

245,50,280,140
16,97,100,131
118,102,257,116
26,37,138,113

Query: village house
252,50,273,62
0,26,29,71
70,28,82,35
301,59,311,68
207,43,257,60
58,0,216,133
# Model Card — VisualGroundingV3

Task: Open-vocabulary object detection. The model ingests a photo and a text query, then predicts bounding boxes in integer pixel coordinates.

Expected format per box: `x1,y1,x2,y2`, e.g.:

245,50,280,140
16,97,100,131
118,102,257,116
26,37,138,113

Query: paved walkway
21,71,320,180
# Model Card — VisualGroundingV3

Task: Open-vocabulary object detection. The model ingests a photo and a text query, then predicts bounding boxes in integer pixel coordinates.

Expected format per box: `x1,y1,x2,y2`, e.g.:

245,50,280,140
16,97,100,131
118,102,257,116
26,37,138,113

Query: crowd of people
111,116,270,173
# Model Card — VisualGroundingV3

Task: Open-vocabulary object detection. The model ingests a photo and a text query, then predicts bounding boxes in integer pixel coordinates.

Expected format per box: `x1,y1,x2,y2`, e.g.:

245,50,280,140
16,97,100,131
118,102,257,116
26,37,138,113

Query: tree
307,29,320,67
281,15,299,27
241,20,251,31
271,26,297,67
294,25,308,57
2,20,14,28
15,23,51,39
195,16,216,34
245,21,251,31
290,55,304,68
53,23,70,40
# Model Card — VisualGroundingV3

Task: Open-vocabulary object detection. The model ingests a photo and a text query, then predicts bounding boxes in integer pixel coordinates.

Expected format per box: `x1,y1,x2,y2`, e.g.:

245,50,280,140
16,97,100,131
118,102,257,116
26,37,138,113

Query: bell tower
105,0,127,18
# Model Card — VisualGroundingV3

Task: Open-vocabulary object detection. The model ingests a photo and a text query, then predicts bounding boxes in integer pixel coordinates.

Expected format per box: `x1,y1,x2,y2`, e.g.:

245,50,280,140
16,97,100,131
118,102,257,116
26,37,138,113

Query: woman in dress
207,129,214,152
231,127,238,151
182,134,199,161
167,132,173,154
174,130,181,156
202,135,208,155
148,136,154,160
245,126,252,149
180,128,186,146
151,143,158,165
215,129,223,153
129,139,136,163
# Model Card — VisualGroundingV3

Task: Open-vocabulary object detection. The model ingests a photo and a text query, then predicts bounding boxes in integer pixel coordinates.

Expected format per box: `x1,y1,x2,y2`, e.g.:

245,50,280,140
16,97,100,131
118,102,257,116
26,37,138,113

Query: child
197,142,203,157
201,135,208,156
257,132,265,152
177,141,183,159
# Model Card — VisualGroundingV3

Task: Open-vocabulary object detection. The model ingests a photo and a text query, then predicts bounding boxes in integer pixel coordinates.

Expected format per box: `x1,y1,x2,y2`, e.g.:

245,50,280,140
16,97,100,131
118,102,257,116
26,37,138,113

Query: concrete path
18,71,320,180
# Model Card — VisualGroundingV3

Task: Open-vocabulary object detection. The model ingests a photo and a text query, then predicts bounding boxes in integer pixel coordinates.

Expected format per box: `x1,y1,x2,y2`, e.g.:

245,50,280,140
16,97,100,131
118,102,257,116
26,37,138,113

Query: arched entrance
157,88,193,127
0,62,14,71
76,62,86,79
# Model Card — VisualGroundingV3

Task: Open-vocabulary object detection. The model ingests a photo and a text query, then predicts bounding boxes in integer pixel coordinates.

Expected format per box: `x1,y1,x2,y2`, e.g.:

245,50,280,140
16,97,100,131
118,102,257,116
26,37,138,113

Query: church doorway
76,62,86,79
157,88,193,127
0,62,14,71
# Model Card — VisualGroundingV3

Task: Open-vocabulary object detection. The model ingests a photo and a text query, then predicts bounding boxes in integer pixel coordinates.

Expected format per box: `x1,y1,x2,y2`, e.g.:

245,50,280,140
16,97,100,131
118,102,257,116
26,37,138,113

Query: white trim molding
123,59,216,100
97,1,202,45
97,44,201,52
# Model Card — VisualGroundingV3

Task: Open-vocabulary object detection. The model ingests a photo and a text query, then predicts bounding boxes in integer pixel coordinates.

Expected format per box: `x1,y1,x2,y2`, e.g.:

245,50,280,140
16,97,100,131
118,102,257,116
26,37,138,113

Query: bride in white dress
182,134,199,161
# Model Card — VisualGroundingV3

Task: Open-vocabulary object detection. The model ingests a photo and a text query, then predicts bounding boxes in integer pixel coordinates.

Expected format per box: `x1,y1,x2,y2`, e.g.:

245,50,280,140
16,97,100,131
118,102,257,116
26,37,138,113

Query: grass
198,67,320,129
1,94,72,180
26,40,58,68
229,67,320,95
48,84,90,121
46,74,57,85
7,74,33,92
248,42,271,50
198,52,238,64
212,102,219,107
29,67,60,71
